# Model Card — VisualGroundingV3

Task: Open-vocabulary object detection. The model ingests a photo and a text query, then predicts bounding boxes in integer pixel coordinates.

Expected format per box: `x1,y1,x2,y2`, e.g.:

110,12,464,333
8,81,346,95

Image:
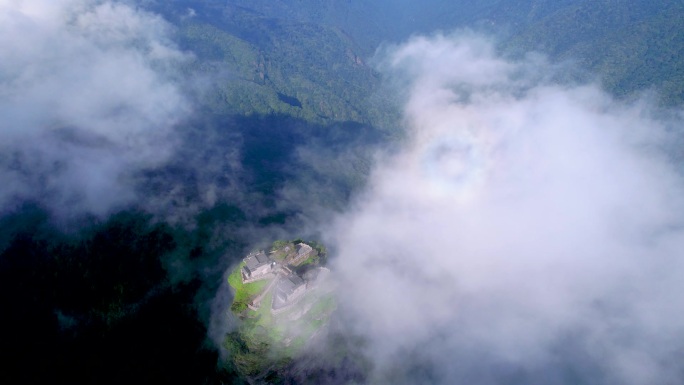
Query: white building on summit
241,251,274,283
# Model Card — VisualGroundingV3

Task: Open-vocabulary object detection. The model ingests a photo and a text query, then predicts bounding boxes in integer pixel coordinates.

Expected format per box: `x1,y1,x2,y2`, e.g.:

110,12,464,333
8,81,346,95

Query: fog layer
0,0,190,216
330,33,684,385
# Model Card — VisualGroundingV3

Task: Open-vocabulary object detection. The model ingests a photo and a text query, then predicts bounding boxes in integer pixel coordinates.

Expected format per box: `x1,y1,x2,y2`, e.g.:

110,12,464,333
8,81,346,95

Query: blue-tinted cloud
329,33,684,385
0,0,191,216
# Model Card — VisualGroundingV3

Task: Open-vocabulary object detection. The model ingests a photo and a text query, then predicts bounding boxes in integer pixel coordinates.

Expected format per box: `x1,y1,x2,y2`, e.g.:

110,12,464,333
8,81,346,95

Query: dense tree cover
149,1,397,127
0,205,245,384
506,0,684,104
136,112,388,225
172,0,684,106
0,111,382,384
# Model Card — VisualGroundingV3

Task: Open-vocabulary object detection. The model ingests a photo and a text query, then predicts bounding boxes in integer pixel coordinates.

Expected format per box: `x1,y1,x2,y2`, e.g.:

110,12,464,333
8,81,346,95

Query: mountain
155,0,684,106
2,1,684,385
506,0,684,104
148,1,397,127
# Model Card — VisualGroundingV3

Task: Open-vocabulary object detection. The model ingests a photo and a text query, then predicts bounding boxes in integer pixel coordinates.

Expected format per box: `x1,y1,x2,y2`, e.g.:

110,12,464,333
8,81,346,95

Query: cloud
327,33,684,384
0,0,191,216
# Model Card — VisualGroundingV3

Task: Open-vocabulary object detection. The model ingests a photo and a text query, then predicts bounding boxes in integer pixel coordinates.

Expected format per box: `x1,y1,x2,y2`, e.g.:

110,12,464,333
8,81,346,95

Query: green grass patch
227,262,246,289
228,262,271,313
297,294,336,338
289,337,306,352
307,294,336,319
254,290,274,327
240,290,285,348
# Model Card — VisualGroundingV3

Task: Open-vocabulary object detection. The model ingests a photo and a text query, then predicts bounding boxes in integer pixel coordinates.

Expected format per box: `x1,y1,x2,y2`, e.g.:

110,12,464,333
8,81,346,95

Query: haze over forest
1,1,684,384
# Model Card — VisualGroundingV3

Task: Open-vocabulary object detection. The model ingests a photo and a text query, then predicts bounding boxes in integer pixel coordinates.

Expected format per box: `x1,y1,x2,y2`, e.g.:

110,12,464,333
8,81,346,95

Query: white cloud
0,0,190,215
328,33,684,384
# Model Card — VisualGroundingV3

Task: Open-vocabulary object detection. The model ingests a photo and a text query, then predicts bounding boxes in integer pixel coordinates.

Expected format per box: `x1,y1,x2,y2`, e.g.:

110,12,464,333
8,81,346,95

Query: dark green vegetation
0,103,385,385
0,205,245,384
207,0,684,106
2,1,684,384
504,0,684,105
151,1,399,127
223,292,340,381
137,113,389,223
227,262,269,313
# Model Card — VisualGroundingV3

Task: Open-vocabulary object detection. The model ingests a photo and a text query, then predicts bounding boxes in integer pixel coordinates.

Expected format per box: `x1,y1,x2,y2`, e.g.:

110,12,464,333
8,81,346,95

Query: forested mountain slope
149,1,393,126
508,0,684,104
166,0,684,106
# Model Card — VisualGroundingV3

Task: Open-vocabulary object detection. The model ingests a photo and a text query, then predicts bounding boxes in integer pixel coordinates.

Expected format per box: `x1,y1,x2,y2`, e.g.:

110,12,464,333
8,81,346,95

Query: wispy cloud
0,0,191,216
328,33,684,384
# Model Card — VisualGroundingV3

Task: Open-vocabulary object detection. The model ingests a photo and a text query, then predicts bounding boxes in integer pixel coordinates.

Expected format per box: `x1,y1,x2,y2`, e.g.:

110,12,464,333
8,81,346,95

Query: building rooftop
273,274,307,310
244,251,270,270
295,243,312,256
278,274,305,295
